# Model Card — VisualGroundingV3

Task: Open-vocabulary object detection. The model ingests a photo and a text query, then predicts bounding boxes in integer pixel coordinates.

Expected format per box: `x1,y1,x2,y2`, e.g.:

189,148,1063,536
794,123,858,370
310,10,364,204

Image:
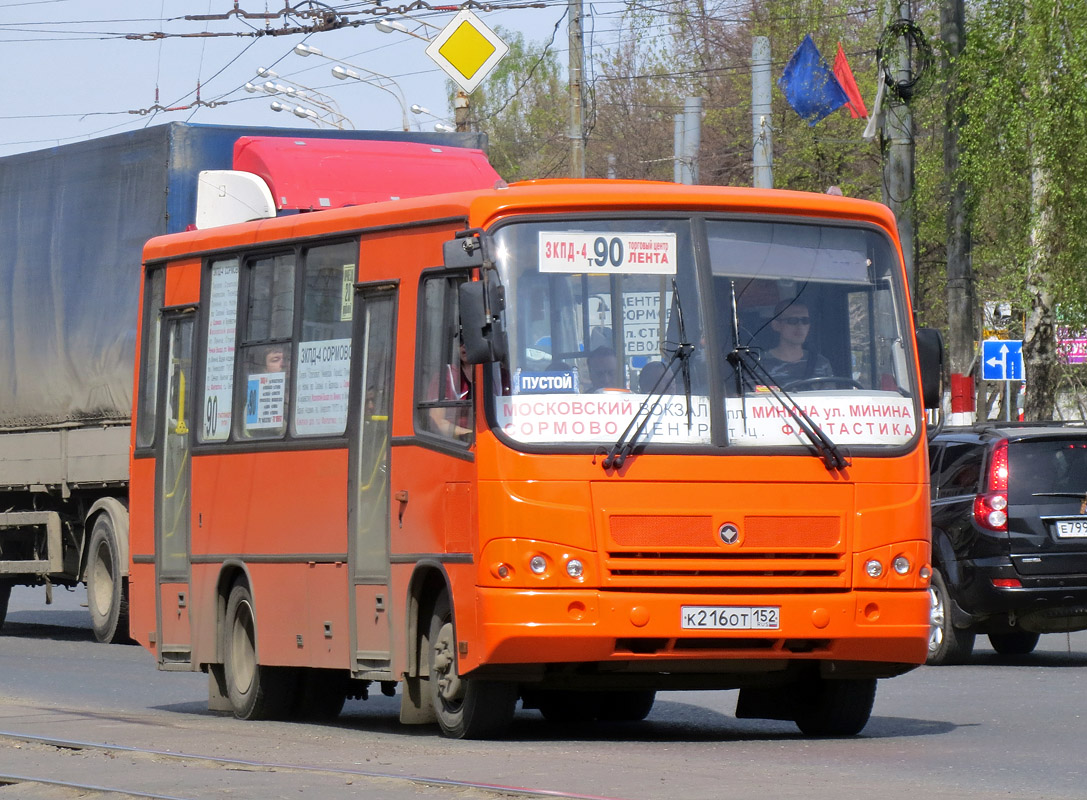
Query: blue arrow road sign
982,339,1024,381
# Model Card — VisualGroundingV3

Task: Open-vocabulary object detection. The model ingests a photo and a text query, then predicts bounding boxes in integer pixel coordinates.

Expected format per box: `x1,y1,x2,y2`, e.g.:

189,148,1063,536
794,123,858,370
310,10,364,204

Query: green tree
959,0,1087,418
465,26,567,181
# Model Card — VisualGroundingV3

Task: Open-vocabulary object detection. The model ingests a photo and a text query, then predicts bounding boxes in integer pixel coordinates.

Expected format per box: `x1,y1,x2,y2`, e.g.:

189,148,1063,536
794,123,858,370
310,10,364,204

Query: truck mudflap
0,511,63,576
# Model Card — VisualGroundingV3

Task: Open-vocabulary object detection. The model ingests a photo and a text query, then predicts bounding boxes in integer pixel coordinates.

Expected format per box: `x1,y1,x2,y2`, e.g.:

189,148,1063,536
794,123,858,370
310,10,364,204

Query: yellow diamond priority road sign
425,10,509,94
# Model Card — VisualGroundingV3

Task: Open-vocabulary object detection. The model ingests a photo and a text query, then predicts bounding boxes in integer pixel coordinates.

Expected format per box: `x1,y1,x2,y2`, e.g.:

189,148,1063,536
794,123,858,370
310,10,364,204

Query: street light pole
568,0,585,177
295,44,410,131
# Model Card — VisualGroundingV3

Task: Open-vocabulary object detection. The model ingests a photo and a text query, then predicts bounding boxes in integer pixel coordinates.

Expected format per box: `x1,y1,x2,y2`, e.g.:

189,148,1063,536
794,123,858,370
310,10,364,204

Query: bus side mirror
916,327,944,409
460,280,508,364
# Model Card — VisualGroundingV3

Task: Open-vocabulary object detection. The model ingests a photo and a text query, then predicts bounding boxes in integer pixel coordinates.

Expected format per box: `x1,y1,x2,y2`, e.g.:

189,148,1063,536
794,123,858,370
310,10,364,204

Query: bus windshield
490,215,919,451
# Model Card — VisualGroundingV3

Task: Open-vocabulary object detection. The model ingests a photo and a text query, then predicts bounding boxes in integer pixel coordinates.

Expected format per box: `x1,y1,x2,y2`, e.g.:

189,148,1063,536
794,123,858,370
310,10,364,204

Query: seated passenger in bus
428,337,473,440
759,301,832,385
638,360,669,393
586,346,622,392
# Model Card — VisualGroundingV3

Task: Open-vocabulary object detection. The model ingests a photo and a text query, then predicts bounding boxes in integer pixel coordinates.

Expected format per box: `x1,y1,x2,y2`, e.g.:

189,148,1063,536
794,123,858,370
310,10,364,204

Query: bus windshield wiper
603,281,694,470
725,347,851,472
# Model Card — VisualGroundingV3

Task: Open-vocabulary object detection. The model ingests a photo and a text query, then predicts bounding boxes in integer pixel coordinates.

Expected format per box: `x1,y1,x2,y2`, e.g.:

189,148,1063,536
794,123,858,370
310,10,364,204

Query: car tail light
992,577,1022,588
974,439,1009,531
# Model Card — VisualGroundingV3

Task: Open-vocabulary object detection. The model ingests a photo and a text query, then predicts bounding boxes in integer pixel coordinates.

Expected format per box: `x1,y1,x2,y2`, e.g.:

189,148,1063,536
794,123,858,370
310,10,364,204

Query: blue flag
778,35,849,126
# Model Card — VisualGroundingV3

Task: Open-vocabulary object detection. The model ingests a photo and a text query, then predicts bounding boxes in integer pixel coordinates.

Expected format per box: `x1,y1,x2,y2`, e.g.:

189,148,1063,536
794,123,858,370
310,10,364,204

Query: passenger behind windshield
586,346,622,392
759,300,832,385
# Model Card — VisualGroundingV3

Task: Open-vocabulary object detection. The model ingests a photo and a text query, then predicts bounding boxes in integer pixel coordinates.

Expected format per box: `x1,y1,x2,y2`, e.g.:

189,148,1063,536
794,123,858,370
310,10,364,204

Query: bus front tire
793,677,876,737
224,583,296,720
87,514,130,644
427,594,517,739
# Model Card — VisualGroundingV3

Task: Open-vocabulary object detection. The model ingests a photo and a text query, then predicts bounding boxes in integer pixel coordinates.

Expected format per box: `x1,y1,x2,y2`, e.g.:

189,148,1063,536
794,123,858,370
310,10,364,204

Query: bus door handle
394,490,409,527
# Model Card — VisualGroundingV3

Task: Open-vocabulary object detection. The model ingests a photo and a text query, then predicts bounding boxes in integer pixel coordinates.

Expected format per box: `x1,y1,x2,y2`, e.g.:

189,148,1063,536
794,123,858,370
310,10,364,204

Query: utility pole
568,0,585,178
454,90,470,133
674,98,702,184
751,36,773,188
883,0,916,296
941,0,975,424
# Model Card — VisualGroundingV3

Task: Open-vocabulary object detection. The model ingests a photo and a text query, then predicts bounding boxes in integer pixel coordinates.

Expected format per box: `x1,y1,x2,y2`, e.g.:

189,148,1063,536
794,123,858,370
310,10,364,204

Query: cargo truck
0,122,498,641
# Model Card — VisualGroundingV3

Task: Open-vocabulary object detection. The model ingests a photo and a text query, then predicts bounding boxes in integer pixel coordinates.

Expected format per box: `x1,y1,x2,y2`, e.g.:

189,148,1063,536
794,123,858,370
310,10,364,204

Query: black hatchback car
927,422,1087,664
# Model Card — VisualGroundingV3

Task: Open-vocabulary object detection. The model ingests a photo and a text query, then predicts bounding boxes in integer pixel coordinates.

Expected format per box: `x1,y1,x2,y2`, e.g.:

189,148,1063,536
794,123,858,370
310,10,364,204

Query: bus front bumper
466,587,929,678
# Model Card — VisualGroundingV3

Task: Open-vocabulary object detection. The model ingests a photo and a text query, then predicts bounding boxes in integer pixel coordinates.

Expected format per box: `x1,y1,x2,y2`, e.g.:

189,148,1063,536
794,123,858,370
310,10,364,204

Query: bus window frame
189,237,362,454
134,265,168,456
413,265,476,458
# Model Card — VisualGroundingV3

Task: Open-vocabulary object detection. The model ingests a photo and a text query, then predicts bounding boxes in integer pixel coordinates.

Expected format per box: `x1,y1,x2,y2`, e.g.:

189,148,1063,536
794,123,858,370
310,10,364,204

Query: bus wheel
427,594,517,739
597,690,656,722
793,677,876,737
292,669,348,721
534,690,599,723
223,583,296,720
0,580,12,630
87,514,130,644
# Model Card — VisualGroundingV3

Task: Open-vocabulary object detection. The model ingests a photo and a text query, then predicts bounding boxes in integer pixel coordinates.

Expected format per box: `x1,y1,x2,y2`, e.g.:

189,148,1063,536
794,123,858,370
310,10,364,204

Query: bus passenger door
348,283,397,674
154,311,195,668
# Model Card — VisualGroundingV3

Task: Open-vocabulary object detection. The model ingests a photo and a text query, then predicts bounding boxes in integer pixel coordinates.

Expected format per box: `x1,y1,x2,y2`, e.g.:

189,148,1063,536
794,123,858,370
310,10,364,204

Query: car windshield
1009,439,1087,505
488,215,920,452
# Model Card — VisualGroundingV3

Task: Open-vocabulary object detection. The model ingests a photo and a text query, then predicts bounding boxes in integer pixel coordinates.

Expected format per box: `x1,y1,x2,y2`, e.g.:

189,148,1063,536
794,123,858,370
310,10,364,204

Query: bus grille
604,514,848,589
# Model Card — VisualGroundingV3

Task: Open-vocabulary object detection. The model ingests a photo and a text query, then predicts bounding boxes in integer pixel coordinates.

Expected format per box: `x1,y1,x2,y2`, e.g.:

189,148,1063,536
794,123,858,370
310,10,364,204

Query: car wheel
927,568,975,665
988,631,1040,655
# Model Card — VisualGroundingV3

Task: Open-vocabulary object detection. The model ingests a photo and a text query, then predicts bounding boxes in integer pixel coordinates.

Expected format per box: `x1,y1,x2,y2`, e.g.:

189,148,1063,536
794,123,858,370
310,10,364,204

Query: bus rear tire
224,583,296,720
793,677,876,737
428,594,517,739
87,514,130,644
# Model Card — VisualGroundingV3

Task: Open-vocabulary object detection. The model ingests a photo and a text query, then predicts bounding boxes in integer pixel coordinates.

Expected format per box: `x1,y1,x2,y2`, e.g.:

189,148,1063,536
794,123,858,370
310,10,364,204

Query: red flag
833,42,868,119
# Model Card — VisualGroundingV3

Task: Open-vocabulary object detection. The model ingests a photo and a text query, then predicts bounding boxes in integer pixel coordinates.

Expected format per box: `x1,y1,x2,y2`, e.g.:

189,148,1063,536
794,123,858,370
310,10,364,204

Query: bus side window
416,273,472,443
237,252,295,440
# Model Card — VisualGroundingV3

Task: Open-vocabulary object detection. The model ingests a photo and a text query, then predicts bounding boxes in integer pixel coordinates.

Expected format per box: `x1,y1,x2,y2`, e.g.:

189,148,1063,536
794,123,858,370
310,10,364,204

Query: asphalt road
2,585,1086,800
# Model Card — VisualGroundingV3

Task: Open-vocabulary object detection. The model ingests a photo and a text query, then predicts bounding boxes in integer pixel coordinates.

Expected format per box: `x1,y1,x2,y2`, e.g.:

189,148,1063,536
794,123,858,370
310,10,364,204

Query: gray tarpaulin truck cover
0,122,489,429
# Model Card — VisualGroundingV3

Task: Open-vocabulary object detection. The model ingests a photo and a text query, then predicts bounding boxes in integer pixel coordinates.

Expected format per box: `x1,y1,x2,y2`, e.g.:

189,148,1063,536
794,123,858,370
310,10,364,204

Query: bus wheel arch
83,500,131,644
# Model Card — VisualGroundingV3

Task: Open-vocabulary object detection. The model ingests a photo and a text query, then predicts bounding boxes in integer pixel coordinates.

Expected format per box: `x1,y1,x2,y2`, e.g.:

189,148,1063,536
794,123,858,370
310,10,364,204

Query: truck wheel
428,593,517,739
988,631,1040,655
87,514,130,644
0,580,11,630
927,568,975,665
794,677,877,737
223,583,296,720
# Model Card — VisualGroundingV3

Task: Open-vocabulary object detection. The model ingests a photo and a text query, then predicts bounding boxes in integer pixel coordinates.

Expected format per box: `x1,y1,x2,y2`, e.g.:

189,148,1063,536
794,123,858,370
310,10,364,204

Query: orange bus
129,171,943,739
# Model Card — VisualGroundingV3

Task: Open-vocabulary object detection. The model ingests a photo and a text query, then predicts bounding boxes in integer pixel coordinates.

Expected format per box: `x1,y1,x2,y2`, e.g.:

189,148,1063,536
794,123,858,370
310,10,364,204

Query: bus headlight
865,559,884,578
566,559,584,579
892,555,911,575
529,555,547,575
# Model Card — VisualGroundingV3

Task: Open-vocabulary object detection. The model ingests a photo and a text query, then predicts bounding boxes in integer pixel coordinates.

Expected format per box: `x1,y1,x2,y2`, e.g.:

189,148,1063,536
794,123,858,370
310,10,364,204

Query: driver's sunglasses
781,316,811,326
